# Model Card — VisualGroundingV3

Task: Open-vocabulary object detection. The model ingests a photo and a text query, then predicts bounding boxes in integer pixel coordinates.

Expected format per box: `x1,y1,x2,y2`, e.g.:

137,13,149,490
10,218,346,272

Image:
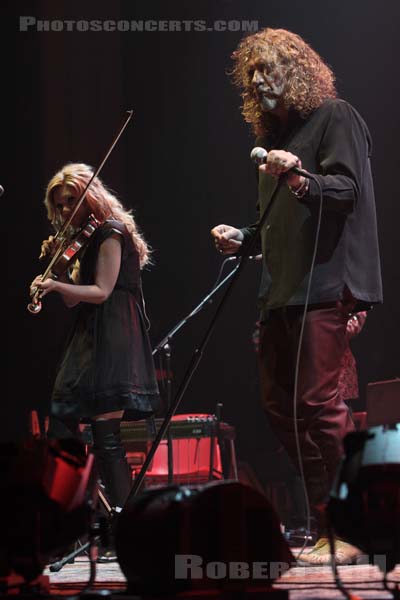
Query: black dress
51,219,160,421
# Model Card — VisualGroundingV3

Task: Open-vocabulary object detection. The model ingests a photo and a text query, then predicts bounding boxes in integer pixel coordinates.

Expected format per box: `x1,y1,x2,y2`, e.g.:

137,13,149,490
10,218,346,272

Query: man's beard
260,94,279,112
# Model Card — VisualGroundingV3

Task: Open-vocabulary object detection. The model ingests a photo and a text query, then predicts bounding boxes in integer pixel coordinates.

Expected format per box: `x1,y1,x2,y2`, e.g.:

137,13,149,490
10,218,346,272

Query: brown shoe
297,536,362,566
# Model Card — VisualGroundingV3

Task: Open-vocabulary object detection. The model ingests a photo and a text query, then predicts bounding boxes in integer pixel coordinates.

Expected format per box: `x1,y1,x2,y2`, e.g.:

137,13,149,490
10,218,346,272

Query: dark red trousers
258,300,355,520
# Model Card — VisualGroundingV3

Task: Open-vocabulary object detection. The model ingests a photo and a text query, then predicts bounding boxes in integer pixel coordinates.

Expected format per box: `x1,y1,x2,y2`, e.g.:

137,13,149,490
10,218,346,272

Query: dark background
7,0,400,497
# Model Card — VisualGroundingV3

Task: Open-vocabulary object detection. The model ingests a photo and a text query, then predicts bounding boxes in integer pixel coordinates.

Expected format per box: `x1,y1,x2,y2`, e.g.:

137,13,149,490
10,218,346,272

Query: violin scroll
27,298,43,314
26,214,100,315
28,274,52,315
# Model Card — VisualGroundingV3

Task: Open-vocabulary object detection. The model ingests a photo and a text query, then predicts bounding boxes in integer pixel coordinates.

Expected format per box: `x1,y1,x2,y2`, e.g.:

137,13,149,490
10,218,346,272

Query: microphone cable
291,174,324,560
251,147,325,558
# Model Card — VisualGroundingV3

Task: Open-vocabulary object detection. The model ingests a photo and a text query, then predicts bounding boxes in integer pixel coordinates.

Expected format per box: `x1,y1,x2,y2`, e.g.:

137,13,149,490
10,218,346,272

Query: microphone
250,147,310,178
0,185,4,197
227,254,262,262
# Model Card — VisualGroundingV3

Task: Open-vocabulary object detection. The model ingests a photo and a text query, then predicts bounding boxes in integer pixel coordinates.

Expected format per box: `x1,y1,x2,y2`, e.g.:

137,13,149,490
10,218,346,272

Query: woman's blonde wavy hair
231,28,337,138
44,163,150,268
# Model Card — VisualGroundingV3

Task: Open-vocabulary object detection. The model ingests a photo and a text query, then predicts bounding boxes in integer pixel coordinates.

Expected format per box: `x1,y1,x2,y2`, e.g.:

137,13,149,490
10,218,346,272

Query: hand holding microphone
250,147,310,195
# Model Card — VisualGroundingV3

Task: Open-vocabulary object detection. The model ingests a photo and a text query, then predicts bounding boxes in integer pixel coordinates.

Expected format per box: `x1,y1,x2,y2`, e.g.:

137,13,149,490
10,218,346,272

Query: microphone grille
250,147,267,165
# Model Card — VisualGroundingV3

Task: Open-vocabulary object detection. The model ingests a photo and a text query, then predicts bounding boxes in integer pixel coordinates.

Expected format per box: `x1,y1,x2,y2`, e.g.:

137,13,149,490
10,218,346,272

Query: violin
28,214,101,314
27,110,133,315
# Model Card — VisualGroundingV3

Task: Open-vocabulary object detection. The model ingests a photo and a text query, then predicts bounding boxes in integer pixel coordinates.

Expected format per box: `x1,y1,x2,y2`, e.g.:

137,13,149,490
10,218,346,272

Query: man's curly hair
231,28,337,138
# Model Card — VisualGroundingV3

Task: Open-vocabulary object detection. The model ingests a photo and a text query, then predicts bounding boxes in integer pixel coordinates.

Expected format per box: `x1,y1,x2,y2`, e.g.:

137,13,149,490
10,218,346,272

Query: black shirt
240,99,383,315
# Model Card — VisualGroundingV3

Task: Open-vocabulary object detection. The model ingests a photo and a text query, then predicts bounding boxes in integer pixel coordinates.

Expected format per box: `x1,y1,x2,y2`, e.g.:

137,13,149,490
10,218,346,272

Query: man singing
211,28,382,564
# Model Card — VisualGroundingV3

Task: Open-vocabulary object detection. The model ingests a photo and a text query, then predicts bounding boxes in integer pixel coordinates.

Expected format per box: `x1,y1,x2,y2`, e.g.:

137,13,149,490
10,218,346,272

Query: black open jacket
240,99,383,316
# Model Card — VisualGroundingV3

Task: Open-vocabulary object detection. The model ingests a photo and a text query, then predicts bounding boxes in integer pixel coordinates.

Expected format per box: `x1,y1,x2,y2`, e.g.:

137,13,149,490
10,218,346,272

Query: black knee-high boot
91,419,131,509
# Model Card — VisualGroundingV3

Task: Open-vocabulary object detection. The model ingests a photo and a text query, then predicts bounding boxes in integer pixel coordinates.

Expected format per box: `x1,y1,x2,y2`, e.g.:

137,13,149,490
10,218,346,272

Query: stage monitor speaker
328,424,400,572
366,378,400,426
116,480,293,595
0,439,96,585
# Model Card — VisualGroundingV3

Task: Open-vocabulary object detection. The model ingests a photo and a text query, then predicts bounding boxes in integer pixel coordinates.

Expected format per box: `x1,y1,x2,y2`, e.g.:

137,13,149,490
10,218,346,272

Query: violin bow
53,109,133,244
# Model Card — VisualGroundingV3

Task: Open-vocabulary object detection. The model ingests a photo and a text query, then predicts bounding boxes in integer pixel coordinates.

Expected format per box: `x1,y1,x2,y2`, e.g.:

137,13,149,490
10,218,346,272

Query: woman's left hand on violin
39,235,60,259
31,275,60,297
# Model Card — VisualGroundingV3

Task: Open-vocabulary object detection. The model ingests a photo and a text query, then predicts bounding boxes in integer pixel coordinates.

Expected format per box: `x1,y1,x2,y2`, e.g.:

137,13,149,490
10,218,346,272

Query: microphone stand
162,342,174,484
151,267,239,358
123,177,289,511
152,266,241,484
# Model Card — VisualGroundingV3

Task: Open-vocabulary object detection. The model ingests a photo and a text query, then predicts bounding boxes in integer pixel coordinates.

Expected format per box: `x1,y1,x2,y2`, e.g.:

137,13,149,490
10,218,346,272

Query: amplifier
367,379,400,426
82,413,235,443
82,414,237,485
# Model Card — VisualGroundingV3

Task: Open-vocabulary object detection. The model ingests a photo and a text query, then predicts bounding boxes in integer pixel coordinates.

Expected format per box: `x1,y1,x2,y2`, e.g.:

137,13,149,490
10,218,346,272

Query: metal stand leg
48,484,112,572
163,343,174,485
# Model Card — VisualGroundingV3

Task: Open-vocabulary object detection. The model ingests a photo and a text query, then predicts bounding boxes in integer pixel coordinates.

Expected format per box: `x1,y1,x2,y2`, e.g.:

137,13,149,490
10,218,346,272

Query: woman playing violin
32,163,159,518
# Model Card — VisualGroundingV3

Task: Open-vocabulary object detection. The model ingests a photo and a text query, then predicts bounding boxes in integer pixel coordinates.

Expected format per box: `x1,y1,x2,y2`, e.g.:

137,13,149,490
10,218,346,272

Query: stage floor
46,557,400,599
